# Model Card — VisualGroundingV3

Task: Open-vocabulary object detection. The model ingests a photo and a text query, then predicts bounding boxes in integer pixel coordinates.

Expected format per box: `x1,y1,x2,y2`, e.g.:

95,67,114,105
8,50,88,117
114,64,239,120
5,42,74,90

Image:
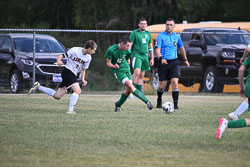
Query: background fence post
32,29,36,86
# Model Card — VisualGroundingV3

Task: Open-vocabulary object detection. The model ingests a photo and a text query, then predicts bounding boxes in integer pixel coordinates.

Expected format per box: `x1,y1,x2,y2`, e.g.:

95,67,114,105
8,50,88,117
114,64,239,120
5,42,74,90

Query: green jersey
129,29,152,59
243,56,250,98
105,44,131,73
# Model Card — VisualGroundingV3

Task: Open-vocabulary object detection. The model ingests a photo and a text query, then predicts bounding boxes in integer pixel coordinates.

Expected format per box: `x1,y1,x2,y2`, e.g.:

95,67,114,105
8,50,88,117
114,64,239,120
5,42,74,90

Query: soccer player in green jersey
105,36,153,112
129,18,154,93
216,46,250,139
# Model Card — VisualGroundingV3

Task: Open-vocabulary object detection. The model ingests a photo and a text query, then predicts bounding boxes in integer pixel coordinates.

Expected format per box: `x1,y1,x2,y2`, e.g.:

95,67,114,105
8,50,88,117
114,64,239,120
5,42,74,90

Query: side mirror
189,40,207,52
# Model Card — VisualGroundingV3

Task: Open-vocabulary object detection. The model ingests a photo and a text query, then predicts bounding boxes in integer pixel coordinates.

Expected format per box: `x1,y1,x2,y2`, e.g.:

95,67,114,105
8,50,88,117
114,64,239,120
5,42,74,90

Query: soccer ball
162,102,174,114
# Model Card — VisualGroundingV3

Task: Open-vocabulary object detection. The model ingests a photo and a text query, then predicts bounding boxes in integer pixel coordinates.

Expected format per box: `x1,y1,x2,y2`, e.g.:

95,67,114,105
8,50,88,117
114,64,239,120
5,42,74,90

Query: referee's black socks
172,89,179,109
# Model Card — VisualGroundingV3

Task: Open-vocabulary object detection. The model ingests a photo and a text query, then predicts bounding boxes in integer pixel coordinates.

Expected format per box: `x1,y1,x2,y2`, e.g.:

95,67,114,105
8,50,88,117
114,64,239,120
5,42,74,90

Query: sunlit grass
0,93,249,167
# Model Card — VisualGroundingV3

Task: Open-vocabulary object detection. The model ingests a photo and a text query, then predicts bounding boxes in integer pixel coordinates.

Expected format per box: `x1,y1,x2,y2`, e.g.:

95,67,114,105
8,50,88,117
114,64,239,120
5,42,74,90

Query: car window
204,30,250,45
1,37,12,49
0,37,4,47
181,33,192,41
14,37,65,53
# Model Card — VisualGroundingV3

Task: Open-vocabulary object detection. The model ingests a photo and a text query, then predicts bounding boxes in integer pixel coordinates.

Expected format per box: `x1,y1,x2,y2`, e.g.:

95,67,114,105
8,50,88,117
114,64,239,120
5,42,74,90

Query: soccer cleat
28,81,40,95
216,118,228,139
174,105,179,109
66,111,76,114
114,102,121,112
147,101,153,110
228,112,238,120
156,98,162,108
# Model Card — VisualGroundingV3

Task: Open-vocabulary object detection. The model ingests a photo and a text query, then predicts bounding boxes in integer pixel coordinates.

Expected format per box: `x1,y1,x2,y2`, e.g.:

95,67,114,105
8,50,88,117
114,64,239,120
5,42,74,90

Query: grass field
0,93,249,167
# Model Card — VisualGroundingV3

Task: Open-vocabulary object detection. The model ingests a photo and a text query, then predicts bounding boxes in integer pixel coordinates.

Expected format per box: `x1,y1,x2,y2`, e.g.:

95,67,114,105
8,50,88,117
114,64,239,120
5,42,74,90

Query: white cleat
216,118,228,139
66,111,76,114
28,82,40,95
228,112,238,120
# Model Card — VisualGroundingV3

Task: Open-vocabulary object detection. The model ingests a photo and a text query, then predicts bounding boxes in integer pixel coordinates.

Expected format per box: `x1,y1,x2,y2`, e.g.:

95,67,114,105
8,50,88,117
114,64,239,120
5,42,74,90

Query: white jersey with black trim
64,47,92,76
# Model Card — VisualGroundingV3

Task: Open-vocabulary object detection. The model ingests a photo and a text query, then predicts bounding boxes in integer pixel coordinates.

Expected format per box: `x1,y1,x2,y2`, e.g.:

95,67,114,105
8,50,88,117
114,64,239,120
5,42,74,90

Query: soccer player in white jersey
28,40,97,114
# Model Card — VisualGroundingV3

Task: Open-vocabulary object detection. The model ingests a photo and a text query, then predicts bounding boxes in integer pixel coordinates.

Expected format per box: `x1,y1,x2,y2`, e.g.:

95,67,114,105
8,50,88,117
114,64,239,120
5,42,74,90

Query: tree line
0,0,249,30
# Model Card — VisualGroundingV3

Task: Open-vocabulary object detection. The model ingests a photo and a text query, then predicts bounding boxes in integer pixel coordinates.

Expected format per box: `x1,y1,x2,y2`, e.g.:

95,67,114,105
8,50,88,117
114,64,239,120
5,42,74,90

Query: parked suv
151,28,250,93
0,33,67,93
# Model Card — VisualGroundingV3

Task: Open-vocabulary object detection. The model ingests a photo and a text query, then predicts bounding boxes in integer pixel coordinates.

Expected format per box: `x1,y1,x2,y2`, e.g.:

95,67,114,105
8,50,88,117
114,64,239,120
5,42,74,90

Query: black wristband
184,59,187,61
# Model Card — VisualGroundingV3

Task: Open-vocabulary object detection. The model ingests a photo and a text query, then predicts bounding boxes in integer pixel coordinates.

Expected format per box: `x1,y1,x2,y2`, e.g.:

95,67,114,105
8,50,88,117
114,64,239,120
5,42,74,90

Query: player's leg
228,98,248,120
66,82,81,114
157,81,168,108
132,57,142,91
169,60,181,109
114,72,130,112
133,68,143,91
171,78,179,109
156,64,169,108
216,117,250,139
28,81,57,97
124,79,153,110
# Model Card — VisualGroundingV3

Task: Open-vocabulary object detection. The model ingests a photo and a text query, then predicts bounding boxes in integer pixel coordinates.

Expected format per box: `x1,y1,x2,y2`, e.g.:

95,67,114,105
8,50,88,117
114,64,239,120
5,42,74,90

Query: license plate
52,75,62,82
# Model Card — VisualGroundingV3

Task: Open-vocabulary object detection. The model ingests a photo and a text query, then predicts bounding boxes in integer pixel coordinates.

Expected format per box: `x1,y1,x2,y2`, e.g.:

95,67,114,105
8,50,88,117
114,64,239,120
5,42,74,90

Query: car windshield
13,37,65,53
204,30,250,45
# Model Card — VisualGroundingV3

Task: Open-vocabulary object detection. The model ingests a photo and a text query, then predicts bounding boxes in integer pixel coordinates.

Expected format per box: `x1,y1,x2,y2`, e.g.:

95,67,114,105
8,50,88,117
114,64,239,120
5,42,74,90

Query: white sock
38,86,56,97
68,93,79,112
234,100,248,117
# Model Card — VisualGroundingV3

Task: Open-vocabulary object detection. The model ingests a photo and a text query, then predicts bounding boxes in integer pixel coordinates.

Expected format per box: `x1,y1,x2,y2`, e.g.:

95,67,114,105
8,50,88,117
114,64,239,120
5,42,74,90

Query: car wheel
9,69,23,93
202,66,224,93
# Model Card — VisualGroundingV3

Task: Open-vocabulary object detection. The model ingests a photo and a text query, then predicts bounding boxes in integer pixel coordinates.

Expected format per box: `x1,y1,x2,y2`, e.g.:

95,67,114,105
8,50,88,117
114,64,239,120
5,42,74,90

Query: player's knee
139,73,144,80
53,95,61,100
74,89,81,95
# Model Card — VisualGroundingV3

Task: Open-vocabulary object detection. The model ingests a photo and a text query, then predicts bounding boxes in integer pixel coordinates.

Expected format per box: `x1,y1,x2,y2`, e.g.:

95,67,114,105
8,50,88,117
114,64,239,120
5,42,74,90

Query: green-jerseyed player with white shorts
129,18,154,93
105,36,153,112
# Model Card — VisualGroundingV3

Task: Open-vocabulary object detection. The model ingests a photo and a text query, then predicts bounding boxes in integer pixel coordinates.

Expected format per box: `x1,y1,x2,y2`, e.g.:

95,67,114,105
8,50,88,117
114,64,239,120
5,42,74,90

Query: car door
0,36,13,84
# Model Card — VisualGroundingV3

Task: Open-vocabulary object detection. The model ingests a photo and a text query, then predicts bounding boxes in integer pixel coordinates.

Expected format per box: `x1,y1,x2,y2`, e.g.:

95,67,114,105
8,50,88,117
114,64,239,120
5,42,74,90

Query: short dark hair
119,35,131,44
84,40,97,49
139,18,147,23
166,18,175,23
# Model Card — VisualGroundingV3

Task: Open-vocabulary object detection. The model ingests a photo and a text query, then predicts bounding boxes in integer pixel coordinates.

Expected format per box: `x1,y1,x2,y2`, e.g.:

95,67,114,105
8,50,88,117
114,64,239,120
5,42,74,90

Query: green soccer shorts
132,56,150,71
114,71,132,84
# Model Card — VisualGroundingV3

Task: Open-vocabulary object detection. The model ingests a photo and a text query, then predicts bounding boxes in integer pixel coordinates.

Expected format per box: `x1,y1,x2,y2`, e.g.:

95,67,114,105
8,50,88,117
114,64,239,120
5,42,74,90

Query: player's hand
113,64,119,69
82,80,88,86
240,89,246,98
240,57,245,64
57,61,64,66
185,60,190,67
150,59,154,66
161,59,168,65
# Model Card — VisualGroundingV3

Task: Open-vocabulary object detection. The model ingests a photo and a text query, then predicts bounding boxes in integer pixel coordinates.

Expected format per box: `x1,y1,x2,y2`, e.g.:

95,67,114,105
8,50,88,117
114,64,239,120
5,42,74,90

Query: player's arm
148,43,154,66
238,64,246,98
57,54,64,66
106,58,119,69
179,46,190,67
241,47,250,64
80,68,87,86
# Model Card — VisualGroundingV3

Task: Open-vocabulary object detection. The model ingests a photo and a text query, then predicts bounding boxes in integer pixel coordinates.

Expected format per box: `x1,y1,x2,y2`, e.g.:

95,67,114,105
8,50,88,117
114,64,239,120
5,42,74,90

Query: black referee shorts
59,68,78,88
158,59,180,81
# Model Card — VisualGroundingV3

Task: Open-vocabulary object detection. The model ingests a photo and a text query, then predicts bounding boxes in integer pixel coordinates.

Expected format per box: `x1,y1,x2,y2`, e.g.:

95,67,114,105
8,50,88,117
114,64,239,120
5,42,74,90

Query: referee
155,18,190,109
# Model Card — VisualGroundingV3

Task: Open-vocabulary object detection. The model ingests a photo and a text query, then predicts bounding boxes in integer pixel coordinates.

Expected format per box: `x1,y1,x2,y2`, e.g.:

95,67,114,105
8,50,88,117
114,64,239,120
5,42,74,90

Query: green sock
117,93,128,107
228,118,246,128
133,83,137,88
133,89,148,103
137,84,143,92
